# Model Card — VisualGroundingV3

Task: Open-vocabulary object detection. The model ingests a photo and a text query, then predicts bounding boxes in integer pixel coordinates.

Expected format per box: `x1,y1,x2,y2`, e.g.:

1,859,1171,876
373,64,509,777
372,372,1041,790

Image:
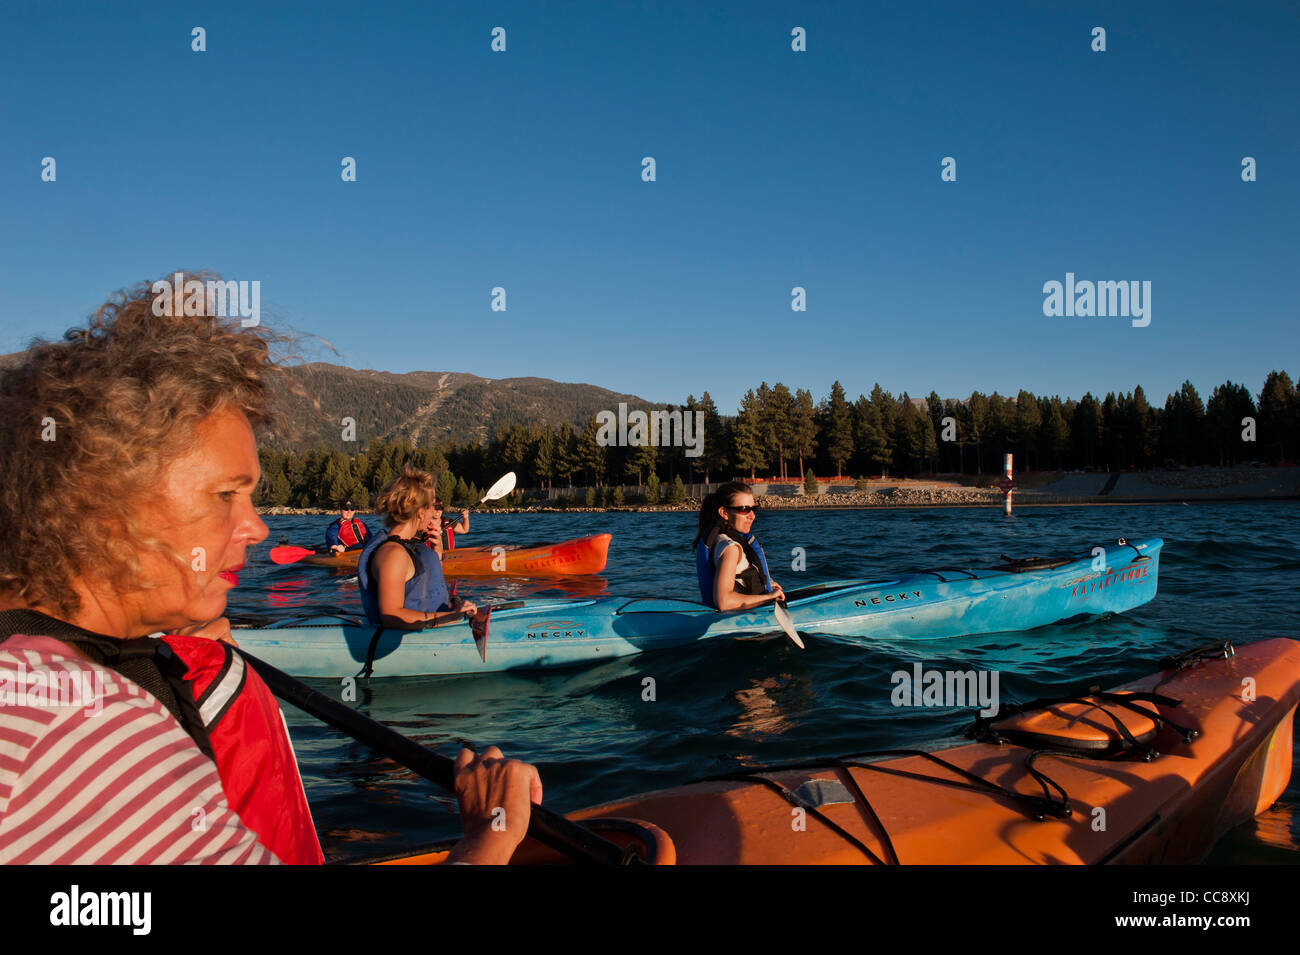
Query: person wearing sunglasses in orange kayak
418,499,470,598
420,499,470,559
693,480,784,611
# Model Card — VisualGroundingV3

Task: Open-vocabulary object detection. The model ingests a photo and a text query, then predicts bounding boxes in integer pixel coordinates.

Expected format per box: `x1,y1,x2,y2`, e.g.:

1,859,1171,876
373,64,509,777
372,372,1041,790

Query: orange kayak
373,638,1300,865
300,550,361,569
298,533,611,576
441,533,611,577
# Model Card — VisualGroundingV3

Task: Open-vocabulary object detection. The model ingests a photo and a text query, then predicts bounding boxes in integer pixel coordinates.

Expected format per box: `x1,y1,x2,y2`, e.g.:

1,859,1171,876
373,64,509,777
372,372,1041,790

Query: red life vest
338,518,367,548
441,521,457,597
163,635,324,865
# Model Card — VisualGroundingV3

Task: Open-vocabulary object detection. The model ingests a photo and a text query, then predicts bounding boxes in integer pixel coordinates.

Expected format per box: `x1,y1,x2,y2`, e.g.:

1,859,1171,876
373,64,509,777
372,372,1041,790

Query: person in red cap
326,499,371,555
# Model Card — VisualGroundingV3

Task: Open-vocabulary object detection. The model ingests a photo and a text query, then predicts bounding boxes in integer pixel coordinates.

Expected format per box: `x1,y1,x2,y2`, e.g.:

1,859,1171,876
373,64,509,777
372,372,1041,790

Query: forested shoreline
254,371,1297,509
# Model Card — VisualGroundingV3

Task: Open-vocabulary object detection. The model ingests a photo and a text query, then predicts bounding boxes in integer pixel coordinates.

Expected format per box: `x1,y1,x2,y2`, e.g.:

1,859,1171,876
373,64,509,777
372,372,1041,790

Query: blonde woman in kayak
358,469,478,629
0,275,539,864
693,481,785,611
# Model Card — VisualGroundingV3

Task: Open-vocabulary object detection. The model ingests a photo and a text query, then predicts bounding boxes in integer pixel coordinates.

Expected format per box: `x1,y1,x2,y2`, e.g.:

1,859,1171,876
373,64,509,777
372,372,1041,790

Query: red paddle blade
470,607,492,662
269,545,317,565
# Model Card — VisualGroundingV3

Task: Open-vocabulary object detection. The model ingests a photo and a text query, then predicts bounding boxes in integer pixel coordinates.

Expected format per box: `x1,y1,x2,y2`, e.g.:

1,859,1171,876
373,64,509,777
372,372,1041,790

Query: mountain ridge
260,361,656,450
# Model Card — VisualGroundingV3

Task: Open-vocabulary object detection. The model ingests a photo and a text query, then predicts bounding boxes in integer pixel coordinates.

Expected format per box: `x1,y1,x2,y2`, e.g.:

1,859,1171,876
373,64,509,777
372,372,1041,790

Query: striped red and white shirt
0,633,279,864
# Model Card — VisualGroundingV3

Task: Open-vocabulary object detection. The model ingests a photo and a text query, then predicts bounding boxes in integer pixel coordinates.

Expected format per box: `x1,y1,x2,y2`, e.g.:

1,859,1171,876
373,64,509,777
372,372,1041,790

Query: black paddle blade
470,607,492,662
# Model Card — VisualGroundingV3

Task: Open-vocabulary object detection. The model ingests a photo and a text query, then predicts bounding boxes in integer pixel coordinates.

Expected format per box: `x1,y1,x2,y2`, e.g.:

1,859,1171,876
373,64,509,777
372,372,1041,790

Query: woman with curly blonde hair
0,275,539,865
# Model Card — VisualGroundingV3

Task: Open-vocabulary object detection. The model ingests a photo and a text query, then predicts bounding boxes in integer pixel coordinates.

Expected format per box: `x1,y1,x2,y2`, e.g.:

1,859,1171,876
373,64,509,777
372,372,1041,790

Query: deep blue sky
1,1,1295,414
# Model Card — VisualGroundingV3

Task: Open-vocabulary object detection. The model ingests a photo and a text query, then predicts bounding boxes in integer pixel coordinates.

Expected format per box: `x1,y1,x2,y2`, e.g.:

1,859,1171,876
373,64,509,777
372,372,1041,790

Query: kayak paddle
236,646,639,865
269,545,321,565
469,606,493,662
773,600,806,649
468,471,517,509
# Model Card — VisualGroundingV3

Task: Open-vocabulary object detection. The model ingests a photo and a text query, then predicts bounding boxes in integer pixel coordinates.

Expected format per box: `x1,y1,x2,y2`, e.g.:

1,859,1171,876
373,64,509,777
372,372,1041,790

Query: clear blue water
230,501,1300,862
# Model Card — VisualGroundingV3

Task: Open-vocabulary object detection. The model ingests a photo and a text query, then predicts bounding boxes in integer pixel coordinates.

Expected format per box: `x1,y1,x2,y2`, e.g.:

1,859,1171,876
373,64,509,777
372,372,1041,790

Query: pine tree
555,422,579,487
733,389,765,481
1160,380,1205,466
1070,394,1101,469
1258,370,1295,464
1014,391,1042,470
914,403,938,474
984,394,1014,469
824,381,854,478
669,475,686,504
1098,393,1119,469
792,388,818,480
578,418,607,485
1129,386,1157,469
762,383,796,480
856,394,891,477
894,397,932,476
967,391,989,473
1205,381,1256,466
697,391,728,482
534,426,557,490
646,472,661,505
925,391,946,470
1042,398,1070,470
628,442,658,487
437,470,456,504
499,423,531,484
269,471,291,506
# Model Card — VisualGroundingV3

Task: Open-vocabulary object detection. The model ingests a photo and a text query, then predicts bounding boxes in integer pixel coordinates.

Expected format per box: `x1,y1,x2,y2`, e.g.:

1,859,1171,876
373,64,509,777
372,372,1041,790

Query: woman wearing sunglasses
692,481,785,611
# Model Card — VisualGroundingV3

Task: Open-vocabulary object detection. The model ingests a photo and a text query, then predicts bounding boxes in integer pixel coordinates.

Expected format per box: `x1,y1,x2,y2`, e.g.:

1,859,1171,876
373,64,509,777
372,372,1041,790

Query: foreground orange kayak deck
373,638,1300,865
300,533,611,576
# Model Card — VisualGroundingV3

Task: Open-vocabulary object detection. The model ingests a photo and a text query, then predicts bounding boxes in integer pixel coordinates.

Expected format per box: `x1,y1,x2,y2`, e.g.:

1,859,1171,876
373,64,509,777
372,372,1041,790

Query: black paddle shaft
237,650,638,865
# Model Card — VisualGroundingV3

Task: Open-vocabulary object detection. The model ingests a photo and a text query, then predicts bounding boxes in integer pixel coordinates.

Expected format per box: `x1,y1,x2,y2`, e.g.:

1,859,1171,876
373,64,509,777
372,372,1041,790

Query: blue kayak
234,538,1162,678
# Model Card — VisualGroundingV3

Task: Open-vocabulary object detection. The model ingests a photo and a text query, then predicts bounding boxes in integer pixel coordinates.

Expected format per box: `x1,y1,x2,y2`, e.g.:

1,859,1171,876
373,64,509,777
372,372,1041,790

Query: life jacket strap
358,625,386,680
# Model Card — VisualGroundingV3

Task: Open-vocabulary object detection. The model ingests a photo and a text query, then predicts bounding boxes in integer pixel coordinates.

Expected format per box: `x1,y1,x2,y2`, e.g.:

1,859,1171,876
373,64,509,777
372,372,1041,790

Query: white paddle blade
774,601,805,649
481,471,517,503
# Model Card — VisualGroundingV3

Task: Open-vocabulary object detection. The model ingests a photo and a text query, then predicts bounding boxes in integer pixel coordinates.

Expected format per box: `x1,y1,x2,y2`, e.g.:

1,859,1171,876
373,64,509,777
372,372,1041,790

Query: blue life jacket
695,528,773,609
357,527,450,625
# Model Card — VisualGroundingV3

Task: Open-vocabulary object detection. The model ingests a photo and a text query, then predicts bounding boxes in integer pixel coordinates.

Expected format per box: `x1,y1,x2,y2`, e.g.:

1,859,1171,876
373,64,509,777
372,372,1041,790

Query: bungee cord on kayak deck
1158,641,1236,674
967,690,1197,756
698,668,1212,865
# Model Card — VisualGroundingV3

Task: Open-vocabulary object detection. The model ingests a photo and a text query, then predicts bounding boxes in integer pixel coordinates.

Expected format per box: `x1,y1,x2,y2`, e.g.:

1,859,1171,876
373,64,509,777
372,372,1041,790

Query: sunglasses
726,504,760,514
